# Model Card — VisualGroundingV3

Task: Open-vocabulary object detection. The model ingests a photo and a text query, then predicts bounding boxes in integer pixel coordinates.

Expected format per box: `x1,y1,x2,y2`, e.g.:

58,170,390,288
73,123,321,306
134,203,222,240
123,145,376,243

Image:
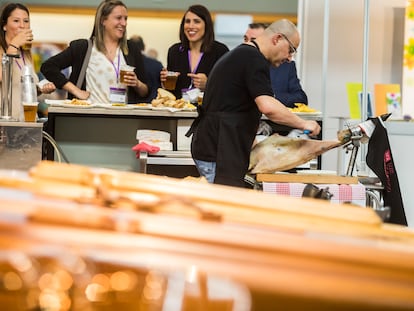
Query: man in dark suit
244,23,308,107
130,35,163,102
269,61,308,108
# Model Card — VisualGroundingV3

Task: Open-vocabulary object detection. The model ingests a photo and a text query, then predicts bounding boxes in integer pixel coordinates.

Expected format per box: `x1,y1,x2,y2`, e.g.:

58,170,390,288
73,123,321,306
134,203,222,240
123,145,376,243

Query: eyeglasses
280,33,297,56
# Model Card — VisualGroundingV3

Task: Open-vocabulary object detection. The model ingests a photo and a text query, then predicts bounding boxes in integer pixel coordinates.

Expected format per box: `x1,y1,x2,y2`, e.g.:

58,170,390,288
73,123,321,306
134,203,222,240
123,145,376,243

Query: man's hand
303,120,321,137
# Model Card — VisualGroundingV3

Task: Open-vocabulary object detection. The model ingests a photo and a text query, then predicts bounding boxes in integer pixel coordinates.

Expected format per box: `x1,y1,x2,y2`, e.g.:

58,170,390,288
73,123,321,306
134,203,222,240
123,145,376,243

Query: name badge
109,86,127,103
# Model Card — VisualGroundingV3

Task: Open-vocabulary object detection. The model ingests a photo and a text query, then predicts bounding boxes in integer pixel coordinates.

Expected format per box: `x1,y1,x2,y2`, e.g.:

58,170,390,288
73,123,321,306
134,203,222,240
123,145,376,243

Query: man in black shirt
189,19,320,187
244,22,308,108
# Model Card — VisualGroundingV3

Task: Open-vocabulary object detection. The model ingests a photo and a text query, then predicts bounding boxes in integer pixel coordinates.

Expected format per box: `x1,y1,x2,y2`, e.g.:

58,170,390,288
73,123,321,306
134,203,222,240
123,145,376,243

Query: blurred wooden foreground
1,161,414,311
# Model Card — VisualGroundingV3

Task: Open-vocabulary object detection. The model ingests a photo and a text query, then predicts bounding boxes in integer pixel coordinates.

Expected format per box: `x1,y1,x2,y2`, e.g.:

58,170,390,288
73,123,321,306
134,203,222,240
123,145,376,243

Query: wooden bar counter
1,161,414,310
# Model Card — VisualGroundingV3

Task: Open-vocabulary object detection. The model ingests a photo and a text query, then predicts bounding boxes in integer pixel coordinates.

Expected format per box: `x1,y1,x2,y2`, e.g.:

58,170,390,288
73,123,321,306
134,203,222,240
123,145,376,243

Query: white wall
30,13,181,66
26,0,298,14
299,0,406,174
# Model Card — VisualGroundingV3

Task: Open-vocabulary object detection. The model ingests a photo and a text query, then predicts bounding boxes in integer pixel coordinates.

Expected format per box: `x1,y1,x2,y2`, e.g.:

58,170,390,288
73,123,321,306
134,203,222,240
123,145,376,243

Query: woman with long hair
41,0,148,104
0,2,55,121
160,4,229,99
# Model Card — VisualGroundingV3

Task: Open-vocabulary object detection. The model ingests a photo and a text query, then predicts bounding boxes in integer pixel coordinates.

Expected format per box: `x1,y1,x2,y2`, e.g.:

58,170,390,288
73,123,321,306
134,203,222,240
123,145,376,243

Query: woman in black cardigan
160,4,229,99
41,0,148,104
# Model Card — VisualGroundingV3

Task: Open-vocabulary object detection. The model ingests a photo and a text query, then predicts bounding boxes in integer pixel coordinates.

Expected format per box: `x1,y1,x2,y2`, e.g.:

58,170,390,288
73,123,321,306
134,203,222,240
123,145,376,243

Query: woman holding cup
41,0,148,104
0,3,56,121
160,4,229,100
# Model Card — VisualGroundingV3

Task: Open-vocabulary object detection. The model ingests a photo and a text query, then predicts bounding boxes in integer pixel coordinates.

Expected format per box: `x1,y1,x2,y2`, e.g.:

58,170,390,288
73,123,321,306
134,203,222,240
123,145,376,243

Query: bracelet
9,44,19,50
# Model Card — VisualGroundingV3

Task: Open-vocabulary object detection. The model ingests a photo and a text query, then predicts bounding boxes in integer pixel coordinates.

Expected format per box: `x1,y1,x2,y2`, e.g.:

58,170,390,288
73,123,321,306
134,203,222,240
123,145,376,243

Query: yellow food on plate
111,103,127,106
184,103,196,110
70,98,91,106
288,103,318,113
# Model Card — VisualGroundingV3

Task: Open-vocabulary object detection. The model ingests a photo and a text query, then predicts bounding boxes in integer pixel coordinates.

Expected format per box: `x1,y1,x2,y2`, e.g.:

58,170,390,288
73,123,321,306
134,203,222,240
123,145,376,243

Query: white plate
293,111,322,117
60,103,96,109
181,107,197,111
151,106,181,112
151,106,196,112
44,99,70,106
105,104,136,110
93,103,136,109
132,103,153,110
93,103,111,108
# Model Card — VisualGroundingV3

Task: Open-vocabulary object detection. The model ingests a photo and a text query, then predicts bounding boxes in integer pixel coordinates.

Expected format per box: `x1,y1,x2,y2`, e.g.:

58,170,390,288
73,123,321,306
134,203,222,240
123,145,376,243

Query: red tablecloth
262,182,367,207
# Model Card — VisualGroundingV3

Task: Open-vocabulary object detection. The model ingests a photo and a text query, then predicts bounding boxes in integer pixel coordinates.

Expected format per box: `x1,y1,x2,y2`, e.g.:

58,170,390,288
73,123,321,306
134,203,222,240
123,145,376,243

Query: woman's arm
40,39,87,92
62,81,90,100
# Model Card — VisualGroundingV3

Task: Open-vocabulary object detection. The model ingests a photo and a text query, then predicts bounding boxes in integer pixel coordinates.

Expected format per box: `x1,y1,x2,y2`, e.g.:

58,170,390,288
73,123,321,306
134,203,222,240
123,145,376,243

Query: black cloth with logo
366,117,407,226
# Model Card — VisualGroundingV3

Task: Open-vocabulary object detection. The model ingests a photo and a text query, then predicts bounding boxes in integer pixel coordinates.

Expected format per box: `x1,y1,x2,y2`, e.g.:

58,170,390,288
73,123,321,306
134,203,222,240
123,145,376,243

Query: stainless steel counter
0,121,43,170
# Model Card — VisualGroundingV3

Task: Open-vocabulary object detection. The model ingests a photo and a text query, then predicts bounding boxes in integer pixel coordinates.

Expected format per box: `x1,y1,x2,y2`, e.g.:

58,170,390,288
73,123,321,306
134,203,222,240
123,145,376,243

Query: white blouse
86,45,127,104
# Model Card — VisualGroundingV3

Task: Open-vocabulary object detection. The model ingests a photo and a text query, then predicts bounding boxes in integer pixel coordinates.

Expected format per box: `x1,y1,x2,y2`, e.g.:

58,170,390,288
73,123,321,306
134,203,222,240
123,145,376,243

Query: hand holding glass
22,29,33,50
22,40,32,50
163,71,178,90
120,65,135,84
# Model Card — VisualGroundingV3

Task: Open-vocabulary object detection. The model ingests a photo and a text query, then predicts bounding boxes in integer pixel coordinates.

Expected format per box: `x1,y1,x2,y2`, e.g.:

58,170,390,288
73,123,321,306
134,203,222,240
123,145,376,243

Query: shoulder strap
76,39,92,89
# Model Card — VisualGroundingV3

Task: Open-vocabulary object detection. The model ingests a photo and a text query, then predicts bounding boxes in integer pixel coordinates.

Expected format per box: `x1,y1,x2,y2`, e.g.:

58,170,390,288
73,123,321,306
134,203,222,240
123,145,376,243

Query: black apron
366,117,407,226
189,106,260,188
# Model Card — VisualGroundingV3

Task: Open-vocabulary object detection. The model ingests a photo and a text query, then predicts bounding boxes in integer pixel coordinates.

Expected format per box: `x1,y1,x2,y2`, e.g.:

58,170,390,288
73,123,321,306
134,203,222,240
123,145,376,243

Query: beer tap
1,53,20,120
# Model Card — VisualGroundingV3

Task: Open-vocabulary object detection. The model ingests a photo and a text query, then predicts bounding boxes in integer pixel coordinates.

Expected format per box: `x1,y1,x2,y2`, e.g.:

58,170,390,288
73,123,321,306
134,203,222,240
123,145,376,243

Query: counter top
48,106,198,118
0,120,44,127
48,106,323,121
261,112,323,121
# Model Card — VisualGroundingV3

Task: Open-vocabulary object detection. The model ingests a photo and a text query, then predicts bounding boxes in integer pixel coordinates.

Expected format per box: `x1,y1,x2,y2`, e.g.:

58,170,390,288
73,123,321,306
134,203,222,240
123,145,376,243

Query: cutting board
256,173,359,184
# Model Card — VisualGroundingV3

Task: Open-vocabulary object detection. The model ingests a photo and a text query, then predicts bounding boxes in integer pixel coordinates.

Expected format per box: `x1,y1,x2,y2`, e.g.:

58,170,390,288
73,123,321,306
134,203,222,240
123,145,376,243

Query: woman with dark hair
0,2,55,121
41,0,148,104
160,4,229,99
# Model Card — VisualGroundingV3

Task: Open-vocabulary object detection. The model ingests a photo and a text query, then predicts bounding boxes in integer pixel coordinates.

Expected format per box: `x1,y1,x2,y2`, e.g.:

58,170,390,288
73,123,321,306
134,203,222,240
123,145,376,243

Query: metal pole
296,0,305,79
321,0,330,146
358,0,370,175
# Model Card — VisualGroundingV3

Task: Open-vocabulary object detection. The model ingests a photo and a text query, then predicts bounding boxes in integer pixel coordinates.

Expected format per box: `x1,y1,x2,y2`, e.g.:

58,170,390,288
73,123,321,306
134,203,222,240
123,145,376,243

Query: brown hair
248,22,270,30
179,4,215,53
91,0,128,55
0,3,30,53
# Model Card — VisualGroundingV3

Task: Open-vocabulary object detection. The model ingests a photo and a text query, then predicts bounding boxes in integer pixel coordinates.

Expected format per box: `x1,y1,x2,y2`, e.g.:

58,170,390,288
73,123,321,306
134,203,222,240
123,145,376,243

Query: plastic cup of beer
197,92,204,105
22,41,32,51
164,71,178,90
120,65,135,84
23,102,38,122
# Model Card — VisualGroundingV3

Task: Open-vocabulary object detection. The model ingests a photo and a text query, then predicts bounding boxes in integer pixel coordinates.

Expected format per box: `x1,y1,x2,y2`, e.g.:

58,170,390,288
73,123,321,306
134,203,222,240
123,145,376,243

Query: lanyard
110,49,121,81
187,50,204,89
187,50,204,74
15,51,26,71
